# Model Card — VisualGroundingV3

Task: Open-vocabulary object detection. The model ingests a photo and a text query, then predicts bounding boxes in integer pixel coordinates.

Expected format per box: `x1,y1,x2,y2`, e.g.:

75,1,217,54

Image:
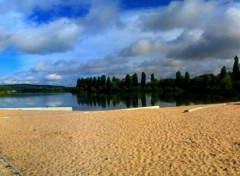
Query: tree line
74,56,240,94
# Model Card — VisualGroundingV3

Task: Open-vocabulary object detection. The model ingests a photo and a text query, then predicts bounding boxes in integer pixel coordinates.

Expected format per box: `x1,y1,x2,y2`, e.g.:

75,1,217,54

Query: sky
0,0,240,86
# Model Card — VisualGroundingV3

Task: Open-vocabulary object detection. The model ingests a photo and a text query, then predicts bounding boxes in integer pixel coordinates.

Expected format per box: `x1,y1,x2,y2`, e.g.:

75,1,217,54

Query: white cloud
0,0,119,54
81,1,119,32
10,18,81,53
0,11,83,54
45,73,63,81
121,38,164,56
32,59,81,73
141,0,217,31
164,4,240,60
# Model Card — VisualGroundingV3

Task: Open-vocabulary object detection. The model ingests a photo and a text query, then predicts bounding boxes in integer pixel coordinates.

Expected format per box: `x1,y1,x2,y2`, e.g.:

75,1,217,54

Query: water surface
0,92,238,110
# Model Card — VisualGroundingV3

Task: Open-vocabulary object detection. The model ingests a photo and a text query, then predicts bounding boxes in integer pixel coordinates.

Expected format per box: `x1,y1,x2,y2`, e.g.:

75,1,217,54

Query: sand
0,104,240,176
0,158,18,176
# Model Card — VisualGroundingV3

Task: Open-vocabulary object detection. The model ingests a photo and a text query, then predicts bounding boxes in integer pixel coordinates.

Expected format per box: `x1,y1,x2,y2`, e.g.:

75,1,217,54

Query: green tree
220,66,227,80
220,73,232,90
125,74,131,88
132,73,138,87
176,71,182,80
76,78,81,88
92,77,97,89
87,77,93,89
100,75,106,88
112,76,120,90
184,72,190,89
185,72,190,82
97,77,101,90
159,78,175,90
0,87,11,95
151,73,155,83
107,77,112,90
233,56,239,80
175,71,183,88
150,73,158,89
141,72,146,88
202,74,211,89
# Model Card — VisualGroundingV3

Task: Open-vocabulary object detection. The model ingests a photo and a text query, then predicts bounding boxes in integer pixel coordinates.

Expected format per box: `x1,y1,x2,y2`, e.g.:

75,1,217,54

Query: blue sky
0,0,240,86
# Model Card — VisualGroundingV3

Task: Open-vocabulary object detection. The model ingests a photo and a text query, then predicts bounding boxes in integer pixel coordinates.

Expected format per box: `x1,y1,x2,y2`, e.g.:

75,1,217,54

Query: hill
0,84,69,93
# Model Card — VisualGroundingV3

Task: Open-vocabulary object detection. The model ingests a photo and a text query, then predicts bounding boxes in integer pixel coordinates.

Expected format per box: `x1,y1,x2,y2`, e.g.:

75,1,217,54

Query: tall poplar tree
141,72,146,87
233,56,239,80
100,75,106,88
220,66,227,80
175,71,182,88
107,77,112,90
151,73,155,83
132,73,138,87
185,72,190,82
125,74,131,88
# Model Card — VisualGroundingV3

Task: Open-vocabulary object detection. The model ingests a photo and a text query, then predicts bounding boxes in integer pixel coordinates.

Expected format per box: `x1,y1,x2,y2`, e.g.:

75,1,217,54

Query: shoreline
0,107,73,111
0,100,239,112
0,103,240,175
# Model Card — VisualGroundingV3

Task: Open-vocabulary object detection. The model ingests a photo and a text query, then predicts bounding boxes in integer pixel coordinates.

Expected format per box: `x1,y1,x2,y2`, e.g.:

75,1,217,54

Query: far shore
0,103,240,175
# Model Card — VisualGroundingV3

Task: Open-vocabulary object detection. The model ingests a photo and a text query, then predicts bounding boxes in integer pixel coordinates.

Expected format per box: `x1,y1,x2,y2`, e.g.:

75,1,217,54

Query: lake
0,92,238,110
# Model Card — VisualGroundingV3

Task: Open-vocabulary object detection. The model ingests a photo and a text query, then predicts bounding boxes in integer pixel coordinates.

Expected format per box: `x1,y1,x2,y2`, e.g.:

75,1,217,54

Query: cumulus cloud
140,0,217,31
0,0,119,54
120,38,164,56
122,0,239,61
45,73,63,81
0,8,82,54
10,18,81,53
0,31,10,51
164,4,240,60
32,59,81,73
32,56,131,78
81,1,120,32
0,73,39,85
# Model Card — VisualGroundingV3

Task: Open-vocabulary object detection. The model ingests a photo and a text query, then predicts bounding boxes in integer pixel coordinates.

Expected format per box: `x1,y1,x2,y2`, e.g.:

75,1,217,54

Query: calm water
0,93,173,110
0,92,238,110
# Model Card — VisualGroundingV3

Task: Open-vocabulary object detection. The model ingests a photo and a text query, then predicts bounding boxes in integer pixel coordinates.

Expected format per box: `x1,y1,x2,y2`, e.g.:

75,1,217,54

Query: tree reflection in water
74,92,239,109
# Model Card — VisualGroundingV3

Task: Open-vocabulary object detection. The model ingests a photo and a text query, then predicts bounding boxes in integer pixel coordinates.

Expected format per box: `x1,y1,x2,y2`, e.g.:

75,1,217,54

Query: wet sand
0,104,240,175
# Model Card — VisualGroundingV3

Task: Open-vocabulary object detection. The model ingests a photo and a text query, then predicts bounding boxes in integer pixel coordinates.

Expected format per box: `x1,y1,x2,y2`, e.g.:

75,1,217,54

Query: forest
74,56,240,95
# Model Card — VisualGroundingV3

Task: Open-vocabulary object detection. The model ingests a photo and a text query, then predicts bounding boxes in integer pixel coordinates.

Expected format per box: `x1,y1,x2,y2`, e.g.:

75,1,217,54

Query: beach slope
0,104,240,175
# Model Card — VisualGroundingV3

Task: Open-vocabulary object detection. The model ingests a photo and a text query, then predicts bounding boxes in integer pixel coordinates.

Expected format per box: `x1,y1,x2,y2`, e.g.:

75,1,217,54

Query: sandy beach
0,104,240,176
